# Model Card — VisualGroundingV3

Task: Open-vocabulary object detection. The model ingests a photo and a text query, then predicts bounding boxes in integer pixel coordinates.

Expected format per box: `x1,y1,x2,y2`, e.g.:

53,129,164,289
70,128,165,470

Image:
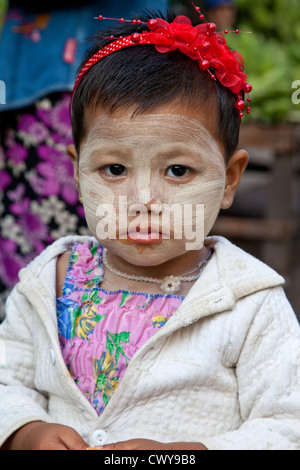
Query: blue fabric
0,0,168,110
204,0,234,8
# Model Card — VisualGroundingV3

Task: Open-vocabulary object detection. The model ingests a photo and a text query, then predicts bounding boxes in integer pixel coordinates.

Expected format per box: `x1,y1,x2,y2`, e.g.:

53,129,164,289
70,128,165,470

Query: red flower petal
154,18,170,30
172,16,192,26
148,16,249,97
217,72,241,89
194,24,208,35
171,30,197,44
232,51,244,71
155,44,175,53
147,32,173,45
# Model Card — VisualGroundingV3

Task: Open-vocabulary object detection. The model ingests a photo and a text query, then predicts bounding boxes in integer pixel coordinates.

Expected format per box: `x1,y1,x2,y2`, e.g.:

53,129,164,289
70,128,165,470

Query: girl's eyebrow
84,136,221,163
87,145,131,159
88,145,204,164
157,144,207,162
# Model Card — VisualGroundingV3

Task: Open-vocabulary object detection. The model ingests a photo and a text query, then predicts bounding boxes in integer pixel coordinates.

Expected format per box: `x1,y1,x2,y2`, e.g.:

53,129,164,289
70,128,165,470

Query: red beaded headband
72,3,252,119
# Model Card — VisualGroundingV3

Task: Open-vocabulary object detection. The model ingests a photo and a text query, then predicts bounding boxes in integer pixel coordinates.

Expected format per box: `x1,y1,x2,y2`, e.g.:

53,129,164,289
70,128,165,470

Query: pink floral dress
56,240,185,415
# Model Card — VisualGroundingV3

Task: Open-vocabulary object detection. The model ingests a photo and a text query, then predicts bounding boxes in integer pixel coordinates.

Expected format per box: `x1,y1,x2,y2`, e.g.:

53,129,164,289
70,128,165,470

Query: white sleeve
201,287,300,450
0,286,53,447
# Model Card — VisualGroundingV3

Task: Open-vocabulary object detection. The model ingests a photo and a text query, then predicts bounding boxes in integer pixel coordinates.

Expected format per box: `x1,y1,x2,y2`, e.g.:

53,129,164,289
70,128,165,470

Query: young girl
1,8,300,451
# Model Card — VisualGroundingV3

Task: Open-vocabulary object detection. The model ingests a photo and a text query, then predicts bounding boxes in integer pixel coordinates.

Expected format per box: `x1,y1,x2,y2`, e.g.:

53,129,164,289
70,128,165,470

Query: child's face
68,103,248,267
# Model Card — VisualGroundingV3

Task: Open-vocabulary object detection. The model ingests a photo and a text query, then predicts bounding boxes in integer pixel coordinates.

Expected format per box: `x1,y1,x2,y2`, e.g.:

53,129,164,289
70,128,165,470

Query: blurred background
0,0,299,319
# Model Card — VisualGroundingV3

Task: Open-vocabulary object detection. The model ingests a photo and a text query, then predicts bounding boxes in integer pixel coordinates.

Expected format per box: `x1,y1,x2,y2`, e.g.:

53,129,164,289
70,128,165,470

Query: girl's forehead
89,113,206,132
83,107,224,157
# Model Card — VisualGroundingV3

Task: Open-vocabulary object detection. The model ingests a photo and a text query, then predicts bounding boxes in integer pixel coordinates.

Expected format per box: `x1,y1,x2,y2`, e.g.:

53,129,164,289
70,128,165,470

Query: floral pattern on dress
0,92,89,318
56,240,185,415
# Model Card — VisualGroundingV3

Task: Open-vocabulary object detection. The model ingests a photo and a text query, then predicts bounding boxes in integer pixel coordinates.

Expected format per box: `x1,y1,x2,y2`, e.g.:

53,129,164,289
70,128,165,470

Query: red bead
120,18,125,23
199,59,210,70
224,29,229,34
206,23,216,35
200,14,204,20
235,29,240,34
195,6,200,11
235,99,245,111
246,107,251,114
131,33,141,43
243,83,253,94
202,41,210,52
247,98,251,103
147,19,158,30
137,20,142,25
132,19,137,24
98,15,103,20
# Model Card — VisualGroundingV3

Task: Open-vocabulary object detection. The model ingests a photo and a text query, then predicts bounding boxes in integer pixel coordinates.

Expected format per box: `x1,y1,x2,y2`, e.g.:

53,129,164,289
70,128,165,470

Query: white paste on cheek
79,132,116,236
170,178,225,231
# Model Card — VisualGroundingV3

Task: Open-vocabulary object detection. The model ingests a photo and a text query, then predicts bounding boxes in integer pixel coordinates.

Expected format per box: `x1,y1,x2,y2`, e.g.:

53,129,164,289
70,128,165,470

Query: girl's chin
98,238,199,259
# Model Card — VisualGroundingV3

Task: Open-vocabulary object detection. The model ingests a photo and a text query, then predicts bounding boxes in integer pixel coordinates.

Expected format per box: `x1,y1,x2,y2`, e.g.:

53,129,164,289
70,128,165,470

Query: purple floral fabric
0,92,89,318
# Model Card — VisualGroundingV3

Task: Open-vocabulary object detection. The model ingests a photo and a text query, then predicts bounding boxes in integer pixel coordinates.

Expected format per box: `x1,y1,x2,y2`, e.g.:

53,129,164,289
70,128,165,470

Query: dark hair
71,10,240,162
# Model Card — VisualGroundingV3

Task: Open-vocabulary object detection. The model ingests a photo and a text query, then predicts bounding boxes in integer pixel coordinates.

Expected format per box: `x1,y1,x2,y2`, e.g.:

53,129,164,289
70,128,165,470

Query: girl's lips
116,225,171,243
127,231,163,243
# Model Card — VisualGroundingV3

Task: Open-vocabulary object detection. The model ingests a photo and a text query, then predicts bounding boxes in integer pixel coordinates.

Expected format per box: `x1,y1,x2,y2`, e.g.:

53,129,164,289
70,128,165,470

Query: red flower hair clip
72,4,252,119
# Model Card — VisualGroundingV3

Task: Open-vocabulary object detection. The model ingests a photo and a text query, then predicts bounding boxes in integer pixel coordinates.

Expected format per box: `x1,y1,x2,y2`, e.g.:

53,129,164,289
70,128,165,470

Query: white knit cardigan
0,235,300,450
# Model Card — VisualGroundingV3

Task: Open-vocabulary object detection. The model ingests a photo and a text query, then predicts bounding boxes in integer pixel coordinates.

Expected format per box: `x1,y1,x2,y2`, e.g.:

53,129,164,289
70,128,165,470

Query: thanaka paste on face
78,113,226,252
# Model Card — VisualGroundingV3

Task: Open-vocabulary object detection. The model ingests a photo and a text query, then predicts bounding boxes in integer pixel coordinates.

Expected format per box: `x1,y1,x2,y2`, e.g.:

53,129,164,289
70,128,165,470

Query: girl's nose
127,181,163,206
128,199,162,215
144,199,162,212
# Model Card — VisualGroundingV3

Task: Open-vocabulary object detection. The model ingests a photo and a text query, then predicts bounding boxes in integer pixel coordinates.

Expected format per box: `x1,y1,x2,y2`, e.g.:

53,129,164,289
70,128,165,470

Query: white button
49,347,56,365
91,429,109,446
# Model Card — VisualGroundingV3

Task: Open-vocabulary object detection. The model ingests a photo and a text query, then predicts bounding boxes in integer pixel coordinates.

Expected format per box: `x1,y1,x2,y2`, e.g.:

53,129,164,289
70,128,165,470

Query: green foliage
0,0,7,12
0,0,7,35
227,0,300,123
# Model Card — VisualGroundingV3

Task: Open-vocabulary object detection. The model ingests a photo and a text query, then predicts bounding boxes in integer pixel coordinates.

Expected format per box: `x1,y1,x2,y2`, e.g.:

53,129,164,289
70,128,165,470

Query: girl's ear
221,149,249,209
67,144,82,202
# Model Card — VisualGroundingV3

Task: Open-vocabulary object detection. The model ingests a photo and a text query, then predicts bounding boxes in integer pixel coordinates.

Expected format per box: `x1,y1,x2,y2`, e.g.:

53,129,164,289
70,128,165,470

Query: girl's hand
94,439,207,451
2,421,89,450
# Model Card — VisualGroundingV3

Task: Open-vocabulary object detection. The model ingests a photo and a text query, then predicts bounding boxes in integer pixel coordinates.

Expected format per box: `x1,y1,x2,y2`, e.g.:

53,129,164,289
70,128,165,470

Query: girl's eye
166,165,190,178
102,164,127,177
